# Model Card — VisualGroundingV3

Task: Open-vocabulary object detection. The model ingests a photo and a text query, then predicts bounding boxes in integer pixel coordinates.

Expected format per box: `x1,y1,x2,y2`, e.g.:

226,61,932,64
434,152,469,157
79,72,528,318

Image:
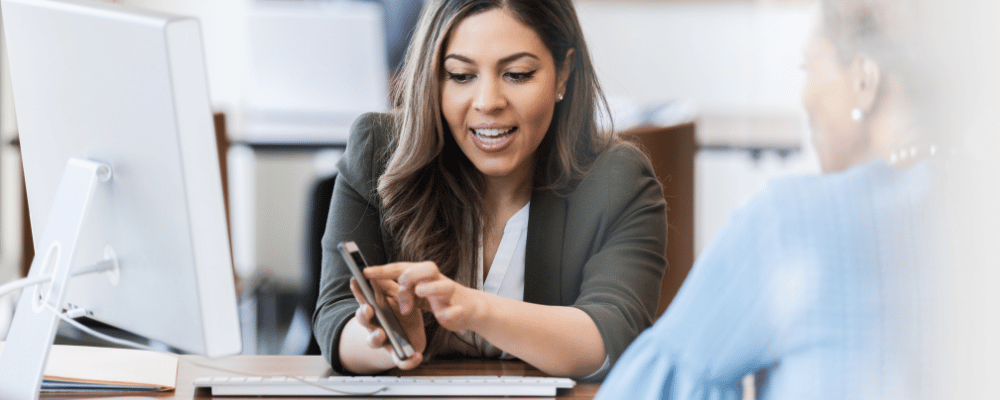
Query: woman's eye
446,72,474,84
505,71,535,83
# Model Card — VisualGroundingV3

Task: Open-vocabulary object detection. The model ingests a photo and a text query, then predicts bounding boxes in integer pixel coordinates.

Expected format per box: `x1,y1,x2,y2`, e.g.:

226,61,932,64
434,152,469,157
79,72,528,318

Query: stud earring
557,93,564,102
851,108,864,122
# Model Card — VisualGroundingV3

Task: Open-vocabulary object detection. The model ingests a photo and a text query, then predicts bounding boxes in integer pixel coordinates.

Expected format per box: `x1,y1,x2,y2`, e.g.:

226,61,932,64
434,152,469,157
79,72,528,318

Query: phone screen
337,241,415,360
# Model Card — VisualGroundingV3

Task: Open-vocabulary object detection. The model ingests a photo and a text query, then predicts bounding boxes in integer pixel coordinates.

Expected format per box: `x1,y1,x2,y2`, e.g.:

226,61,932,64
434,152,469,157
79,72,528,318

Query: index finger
371,277,400,299
363,262,420,280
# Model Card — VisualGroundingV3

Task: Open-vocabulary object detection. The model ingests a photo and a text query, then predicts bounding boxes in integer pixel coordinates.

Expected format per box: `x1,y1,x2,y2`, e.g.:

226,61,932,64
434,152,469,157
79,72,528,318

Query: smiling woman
441,10,568,187
312,0,667,381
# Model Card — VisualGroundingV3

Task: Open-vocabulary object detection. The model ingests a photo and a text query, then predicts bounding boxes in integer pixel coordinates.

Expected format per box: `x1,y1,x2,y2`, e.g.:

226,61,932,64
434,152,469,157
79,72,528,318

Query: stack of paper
0,343,177,393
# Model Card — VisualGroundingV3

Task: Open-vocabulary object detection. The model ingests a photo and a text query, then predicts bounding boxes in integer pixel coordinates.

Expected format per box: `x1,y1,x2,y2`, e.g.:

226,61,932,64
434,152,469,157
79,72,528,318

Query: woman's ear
853,55,882,114
556,48,576,99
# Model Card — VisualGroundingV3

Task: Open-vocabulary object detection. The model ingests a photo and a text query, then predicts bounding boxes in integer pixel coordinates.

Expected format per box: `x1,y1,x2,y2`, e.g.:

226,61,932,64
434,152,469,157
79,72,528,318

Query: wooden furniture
39,356,601,399
620,122,696,317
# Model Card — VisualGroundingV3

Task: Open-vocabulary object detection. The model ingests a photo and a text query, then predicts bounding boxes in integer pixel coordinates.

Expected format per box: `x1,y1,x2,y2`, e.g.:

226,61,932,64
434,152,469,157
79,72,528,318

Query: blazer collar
524,189,566,306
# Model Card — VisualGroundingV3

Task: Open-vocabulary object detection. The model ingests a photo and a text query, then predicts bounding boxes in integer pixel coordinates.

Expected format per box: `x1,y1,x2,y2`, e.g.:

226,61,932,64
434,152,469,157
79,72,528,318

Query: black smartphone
337,241,415,361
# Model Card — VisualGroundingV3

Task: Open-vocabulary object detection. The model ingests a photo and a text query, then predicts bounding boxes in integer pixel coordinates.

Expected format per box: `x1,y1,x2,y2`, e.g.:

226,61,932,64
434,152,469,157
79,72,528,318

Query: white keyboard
193,375,576,397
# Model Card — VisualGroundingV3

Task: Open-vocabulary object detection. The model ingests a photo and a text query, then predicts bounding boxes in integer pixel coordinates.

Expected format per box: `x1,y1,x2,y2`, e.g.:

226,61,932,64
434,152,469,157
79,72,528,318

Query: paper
0,342,177,393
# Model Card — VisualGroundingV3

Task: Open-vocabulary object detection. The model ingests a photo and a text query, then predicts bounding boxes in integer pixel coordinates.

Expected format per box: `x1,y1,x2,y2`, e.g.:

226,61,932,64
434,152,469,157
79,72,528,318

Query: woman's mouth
469,126,517,151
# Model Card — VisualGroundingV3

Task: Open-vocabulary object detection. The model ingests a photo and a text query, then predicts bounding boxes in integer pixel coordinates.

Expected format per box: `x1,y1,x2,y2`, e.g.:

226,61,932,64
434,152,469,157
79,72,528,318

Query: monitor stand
0,158,112,400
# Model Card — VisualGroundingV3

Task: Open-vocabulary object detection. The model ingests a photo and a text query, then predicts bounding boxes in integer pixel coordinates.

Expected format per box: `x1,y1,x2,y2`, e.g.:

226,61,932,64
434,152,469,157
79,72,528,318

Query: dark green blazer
313,113,667,381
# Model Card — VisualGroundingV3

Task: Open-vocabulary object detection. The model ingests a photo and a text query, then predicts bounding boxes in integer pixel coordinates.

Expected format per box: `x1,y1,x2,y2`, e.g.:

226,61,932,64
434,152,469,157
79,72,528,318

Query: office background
0,0,819,354
3,1,1000,399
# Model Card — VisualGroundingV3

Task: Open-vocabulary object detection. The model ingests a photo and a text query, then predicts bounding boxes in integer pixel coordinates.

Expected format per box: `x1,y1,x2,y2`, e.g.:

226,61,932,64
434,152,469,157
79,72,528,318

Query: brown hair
376,0,614,357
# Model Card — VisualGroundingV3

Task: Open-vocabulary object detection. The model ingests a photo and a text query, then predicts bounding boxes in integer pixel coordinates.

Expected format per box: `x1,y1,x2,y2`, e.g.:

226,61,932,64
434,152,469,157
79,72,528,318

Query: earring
851,108,864,122
557,93,564,102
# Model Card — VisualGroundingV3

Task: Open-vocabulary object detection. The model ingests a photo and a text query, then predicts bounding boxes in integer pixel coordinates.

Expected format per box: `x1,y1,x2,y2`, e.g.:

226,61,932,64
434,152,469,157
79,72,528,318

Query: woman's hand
348,277,426,370
364,262,486,333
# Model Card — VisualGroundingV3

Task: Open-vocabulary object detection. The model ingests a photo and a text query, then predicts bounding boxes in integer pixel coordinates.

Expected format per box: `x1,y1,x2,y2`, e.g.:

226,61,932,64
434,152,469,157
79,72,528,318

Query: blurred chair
620,122,696,317
298,172,338,355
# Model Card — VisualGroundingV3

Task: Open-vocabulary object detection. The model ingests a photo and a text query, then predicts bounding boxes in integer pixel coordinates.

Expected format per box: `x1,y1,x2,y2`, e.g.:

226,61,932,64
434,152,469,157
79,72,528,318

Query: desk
41,356,600,399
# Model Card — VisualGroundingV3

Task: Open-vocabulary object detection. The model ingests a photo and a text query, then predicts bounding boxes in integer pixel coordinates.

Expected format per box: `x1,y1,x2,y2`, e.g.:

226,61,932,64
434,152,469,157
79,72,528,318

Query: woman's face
440,8,565,182
801,31,865,172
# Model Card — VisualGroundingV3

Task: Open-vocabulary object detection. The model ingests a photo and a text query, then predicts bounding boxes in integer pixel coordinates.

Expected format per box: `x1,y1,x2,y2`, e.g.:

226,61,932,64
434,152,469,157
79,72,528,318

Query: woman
595,0,940,398
312,0,667,380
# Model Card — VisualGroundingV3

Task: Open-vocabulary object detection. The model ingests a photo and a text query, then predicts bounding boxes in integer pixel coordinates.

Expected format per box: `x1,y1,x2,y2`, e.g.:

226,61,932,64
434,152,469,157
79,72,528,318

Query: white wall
576,0,813,115
109,0,815,120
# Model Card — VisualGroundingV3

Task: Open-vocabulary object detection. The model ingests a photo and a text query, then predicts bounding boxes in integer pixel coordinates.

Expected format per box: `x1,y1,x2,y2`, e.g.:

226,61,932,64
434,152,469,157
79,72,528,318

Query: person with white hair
595,0,946,397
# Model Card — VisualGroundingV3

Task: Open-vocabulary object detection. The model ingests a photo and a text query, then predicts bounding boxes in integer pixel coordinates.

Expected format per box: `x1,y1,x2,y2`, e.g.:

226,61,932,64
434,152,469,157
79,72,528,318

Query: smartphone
337,241,415,361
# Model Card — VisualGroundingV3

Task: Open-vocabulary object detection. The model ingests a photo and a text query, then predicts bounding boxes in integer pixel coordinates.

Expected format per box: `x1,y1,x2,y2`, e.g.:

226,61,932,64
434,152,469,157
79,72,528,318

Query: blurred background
0,0,996,396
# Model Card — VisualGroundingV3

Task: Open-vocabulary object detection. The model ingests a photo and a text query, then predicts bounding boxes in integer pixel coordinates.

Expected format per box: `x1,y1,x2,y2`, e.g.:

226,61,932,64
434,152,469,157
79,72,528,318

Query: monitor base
0,159,110,400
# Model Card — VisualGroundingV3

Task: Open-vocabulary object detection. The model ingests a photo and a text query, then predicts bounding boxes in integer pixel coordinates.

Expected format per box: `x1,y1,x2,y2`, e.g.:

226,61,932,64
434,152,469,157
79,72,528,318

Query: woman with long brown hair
313,0,667,380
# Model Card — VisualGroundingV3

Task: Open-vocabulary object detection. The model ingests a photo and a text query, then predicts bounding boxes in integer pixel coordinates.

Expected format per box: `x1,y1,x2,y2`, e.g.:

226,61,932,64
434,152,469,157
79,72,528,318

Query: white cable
46,304,386,396
0,275,53,300
49,303,162,352
71,259,115,276
0,259,116,301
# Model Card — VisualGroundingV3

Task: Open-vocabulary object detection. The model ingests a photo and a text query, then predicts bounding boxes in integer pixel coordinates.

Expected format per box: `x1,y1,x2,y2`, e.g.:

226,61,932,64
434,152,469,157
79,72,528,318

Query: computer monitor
0,0,241,397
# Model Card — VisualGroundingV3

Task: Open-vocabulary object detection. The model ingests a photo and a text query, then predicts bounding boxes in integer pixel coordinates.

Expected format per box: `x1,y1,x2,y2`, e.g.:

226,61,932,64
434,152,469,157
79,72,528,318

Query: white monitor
0,0,241,397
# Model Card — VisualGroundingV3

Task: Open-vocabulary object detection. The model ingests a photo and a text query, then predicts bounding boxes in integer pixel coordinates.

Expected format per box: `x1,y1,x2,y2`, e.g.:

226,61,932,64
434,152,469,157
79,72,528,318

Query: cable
46,304,387,396
71,259,115,276
0,259,116,301
51,304,162,353
0,275,53,300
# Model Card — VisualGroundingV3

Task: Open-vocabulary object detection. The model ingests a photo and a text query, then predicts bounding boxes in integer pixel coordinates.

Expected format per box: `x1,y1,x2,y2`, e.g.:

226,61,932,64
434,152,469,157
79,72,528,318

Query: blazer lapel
524,189,566,306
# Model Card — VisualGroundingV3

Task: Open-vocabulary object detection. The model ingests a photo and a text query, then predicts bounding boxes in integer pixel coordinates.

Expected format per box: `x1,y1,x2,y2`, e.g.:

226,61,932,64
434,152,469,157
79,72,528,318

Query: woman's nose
473,78,506,113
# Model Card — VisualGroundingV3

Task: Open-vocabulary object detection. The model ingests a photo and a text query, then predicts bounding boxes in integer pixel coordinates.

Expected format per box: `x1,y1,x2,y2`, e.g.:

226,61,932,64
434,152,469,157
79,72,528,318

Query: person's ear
852,54,882,115
556,48,575,101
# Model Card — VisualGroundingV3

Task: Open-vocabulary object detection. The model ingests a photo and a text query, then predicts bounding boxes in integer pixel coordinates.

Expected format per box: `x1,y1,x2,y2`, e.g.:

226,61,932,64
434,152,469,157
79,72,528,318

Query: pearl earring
557,93,564,102
851,108,864,122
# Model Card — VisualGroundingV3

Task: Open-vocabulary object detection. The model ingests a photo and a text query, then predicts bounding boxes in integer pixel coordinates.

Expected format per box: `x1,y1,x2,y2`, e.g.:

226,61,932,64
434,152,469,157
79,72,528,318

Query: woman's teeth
471,127,516,146
473,127,514,137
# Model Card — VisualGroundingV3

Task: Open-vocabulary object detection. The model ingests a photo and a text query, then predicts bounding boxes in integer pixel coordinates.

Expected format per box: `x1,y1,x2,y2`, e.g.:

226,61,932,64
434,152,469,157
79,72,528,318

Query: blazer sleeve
569,144,668,381
312,113,392,374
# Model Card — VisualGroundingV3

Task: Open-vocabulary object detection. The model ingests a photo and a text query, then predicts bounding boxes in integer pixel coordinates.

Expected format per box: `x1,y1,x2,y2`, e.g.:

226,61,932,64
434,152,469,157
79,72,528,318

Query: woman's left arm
468,289,608,377
365,262,606,377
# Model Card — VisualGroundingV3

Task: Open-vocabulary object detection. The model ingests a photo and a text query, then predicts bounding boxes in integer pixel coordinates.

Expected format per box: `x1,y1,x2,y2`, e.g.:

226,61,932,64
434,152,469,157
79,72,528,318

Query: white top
478,203,530,301
439,203,530,358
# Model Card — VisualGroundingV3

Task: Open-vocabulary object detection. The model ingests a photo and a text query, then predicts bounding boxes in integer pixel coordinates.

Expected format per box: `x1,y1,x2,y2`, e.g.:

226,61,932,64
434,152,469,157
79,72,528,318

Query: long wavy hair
377,0,614,357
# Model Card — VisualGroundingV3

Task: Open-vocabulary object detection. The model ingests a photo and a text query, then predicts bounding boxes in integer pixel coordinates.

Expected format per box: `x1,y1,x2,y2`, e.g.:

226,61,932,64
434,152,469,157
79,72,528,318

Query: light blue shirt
596,161,937,399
